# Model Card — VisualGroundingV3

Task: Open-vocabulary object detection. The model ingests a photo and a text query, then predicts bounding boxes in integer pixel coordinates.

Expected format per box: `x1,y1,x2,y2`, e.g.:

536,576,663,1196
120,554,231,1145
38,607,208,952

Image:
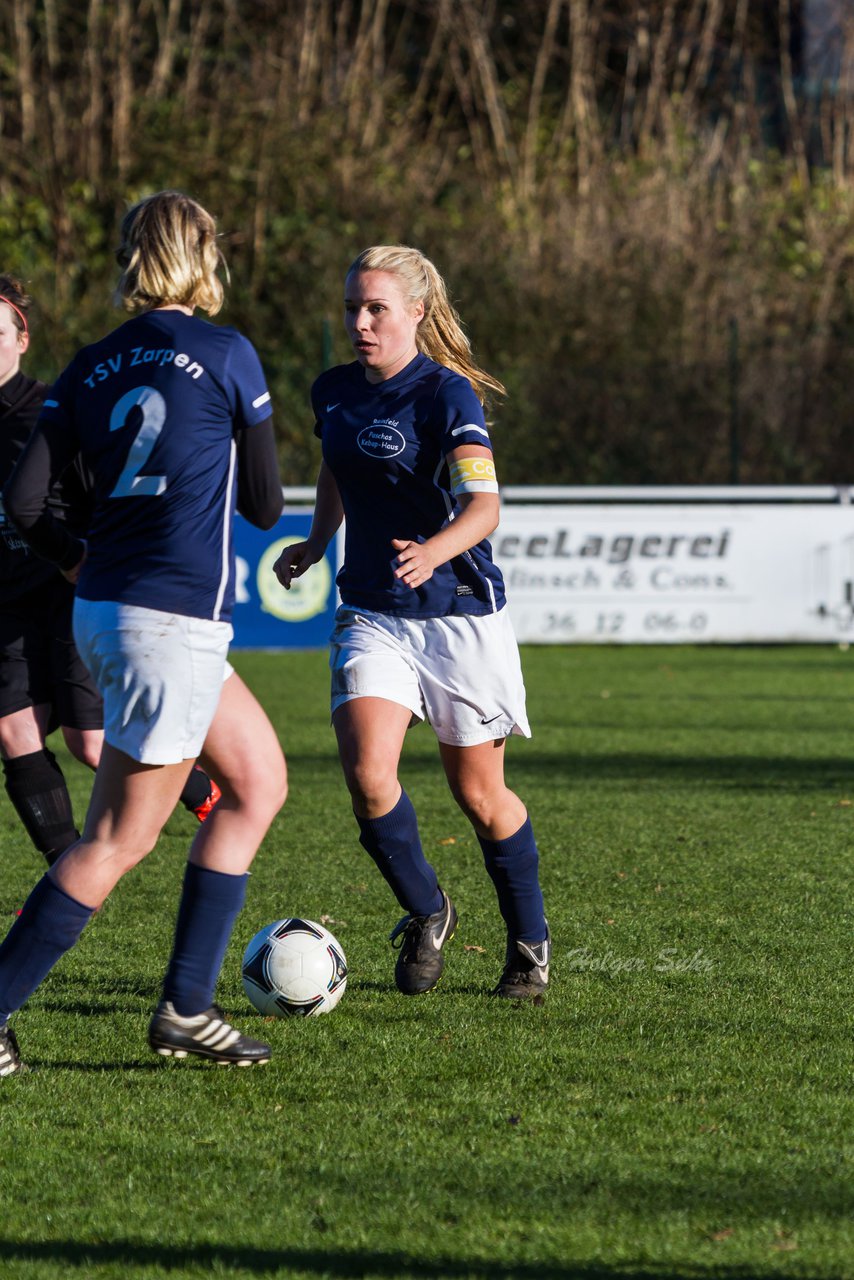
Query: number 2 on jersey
109,386,167,497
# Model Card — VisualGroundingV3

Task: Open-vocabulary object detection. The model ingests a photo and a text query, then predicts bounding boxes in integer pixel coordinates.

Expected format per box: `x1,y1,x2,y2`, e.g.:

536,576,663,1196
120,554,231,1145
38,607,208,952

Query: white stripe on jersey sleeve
450,423,490,439
252,391,271,409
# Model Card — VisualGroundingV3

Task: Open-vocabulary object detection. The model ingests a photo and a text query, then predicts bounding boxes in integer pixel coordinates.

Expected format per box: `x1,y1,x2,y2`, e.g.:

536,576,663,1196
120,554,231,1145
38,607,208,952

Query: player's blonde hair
116,191,225,315
347,245,505,404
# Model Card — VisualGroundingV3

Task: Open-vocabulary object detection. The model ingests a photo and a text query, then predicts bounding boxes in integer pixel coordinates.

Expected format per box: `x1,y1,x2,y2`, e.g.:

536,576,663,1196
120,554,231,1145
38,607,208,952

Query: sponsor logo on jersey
357,420,406,458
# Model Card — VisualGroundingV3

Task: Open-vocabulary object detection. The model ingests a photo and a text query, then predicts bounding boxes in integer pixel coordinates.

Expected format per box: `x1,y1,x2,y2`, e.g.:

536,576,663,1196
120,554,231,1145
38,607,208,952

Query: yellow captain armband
449,455,499,496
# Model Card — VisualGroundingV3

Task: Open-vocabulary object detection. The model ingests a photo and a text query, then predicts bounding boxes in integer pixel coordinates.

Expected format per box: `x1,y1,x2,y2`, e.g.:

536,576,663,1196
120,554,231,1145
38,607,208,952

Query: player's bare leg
0,703,52,757
60,724,219,824
0,745,195,1068
332,696,410,818
438,737,527,840
149,672,286,1066
192,671,287,876
335,698,456,993
51,745,195,907
60,726,104,771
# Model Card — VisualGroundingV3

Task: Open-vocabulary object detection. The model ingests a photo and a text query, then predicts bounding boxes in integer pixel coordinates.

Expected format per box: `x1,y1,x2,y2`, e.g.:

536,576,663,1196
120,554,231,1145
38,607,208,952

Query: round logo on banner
257,537,333,622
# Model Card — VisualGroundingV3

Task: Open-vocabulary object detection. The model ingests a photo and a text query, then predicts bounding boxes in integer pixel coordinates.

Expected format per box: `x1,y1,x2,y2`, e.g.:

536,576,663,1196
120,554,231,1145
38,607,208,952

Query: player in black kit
0,275,219,871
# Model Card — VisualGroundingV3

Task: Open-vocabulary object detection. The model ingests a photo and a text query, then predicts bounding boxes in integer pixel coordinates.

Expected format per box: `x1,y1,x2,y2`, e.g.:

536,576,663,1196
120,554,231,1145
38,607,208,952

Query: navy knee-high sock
0,874,94,1024
478,816,546,943
161,863,248,1016
356,790,443,917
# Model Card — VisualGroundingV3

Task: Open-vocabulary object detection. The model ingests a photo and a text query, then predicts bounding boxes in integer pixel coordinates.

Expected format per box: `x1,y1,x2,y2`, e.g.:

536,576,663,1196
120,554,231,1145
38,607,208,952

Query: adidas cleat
148,1001,270,1066
0,1023,26,1077
389,888,458,995
492,925,551,999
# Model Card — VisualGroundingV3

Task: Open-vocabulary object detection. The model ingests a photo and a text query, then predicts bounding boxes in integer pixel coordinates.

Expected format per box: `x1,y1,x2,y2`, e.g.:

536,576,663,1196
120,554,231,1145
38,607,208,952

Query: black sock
3,750,80,865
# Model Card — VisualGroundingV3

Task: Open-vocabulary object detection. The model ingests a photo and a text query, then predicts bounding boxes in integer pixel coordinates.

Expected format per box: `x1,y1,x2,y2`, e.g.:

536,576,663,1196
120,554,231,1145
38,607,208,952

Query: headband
0,296,28,336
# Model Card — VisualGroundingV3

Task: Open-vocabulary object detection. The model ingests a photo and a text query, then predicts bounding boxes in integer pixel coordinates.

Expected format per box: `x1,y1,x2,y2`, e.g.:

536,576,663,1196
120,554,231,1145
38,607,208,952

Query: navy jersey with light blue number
40,310,271,621
313,353,505,617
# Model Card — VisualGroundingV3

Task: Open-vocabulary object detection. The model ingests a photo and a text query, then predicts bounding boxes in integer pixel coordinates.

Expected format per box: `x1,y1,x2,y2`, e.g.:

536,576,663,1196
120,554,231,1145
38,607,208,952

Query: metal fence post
729,317,741,484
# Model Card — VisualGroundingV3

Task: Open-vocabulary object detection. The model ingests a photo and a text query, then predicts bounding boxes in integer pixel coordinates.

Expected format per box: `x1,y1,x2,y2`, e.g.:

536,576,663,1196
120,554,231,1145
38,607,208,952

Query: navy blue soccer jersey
313,353,506,617
38,310,272,622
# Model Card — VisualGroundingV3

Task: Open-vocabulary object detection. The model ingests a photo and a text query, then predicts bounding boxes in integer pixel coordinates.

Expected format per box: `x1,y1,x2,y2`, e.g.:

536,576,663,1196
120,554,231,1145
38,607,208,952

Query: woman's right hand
274,540,323,589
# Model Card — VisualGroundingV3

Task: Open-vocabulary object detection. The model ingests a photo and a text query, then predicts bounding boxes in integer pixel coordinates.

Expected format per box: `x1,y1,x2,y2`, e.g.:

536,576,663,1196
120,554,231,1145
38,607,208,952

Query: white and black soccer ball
242,918,348,1017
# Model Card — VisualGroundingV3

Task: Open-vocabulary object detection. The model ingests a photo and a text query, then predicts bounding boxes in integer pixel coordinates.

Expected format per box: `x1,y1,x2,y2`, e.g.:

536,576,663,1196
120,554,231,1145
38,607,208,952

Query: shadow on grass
0,1241,837,1280
32,1001,154,1016
511,751,854,791
21,1058,166,1072
351,979,499,998
31,973,166,1017
567,689,854,706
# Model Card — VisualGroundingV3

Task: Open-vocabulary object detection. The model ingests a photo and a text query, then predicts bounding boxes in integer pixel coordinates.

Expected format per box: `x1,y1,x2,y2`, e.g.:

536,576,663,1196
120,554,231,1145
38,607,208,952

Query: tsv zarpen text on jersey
83,348,205,388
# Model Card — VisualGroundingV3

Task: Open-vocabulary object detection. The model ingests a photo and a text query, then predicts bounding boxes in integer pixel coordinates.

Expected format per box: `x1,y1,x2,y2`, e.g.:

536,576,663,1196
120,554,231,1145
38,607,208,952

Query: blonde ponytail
347,246,505,405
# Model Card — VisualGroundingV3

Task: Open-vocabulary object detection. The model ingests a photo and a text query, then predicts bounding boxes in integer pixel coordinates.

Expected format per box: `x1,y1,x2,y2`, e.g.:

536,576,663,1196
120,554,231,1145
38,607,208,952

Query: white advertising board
495,504,854,643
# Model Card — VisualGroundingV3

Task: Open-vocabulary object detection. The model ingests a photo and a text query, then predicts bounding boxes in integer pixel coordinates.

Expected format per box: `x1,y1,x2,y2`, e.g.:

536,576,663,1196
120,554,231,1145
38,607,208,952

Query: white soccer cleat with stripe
492,924,551,999
148,1001,271,1066
0,1023,25,1076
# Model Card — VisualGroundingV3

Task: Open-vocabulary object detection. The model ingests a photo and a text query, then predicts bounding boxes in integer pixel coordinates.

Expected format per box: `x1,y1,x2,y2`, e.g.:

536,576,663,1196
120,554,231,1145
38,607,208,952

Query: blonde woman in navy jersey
0,192,287,1077
0,275,222,868
276,245,549,1000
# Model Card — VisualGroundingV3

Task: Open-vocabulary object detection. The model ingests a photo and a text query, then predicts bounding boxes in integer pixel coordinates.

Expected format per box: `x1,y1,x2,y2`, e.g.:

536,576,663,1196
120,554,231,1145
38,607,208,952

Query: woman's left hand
391,538,439,589
61,540,87,584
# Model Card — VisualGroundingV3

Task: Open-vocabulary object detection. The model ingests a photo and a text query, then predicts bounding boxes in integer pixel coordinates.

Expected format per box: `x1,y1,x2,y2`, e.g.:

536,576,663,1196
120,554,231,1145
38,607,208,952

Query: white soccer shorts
73,599,233,765
329,606,531,746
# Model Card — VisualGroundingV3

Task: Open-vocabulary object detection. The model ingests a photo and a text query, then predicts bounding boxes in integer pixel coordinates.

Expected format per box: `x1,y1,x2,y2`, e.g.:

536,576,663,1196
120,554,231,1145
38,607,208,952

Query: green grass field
0,645,851,1280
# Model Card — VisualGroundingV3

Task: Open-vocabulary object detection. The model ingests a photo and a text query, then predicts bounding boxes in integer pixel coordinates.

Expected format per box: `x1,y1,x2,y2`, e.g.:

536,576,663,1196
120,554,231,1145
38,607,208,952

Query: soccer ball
241,918,347,1017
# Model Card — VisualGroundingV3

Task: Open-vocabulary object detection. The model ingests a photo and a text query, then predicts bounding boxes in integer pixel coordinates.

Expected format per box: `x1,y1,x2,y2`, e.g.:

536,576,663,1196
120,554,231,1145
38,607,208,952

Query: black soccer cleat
0,1023,26,1077
492,925,551,999
148,1001,271,1066
389,889,458,995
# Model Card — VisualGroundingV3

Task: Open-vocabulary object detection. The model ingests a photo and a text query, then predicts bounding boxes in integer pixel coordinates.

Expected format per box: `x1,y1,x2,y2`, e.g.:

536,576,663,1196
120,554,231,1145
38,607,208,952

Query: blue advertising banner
232,511,338,649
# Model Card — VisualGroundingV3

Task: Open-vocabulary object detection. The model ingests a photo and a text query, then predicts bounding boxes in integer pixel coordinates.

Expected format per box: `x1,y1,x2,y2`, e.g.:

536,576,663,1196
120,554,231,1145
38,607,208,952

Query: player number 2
109,386,168,497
